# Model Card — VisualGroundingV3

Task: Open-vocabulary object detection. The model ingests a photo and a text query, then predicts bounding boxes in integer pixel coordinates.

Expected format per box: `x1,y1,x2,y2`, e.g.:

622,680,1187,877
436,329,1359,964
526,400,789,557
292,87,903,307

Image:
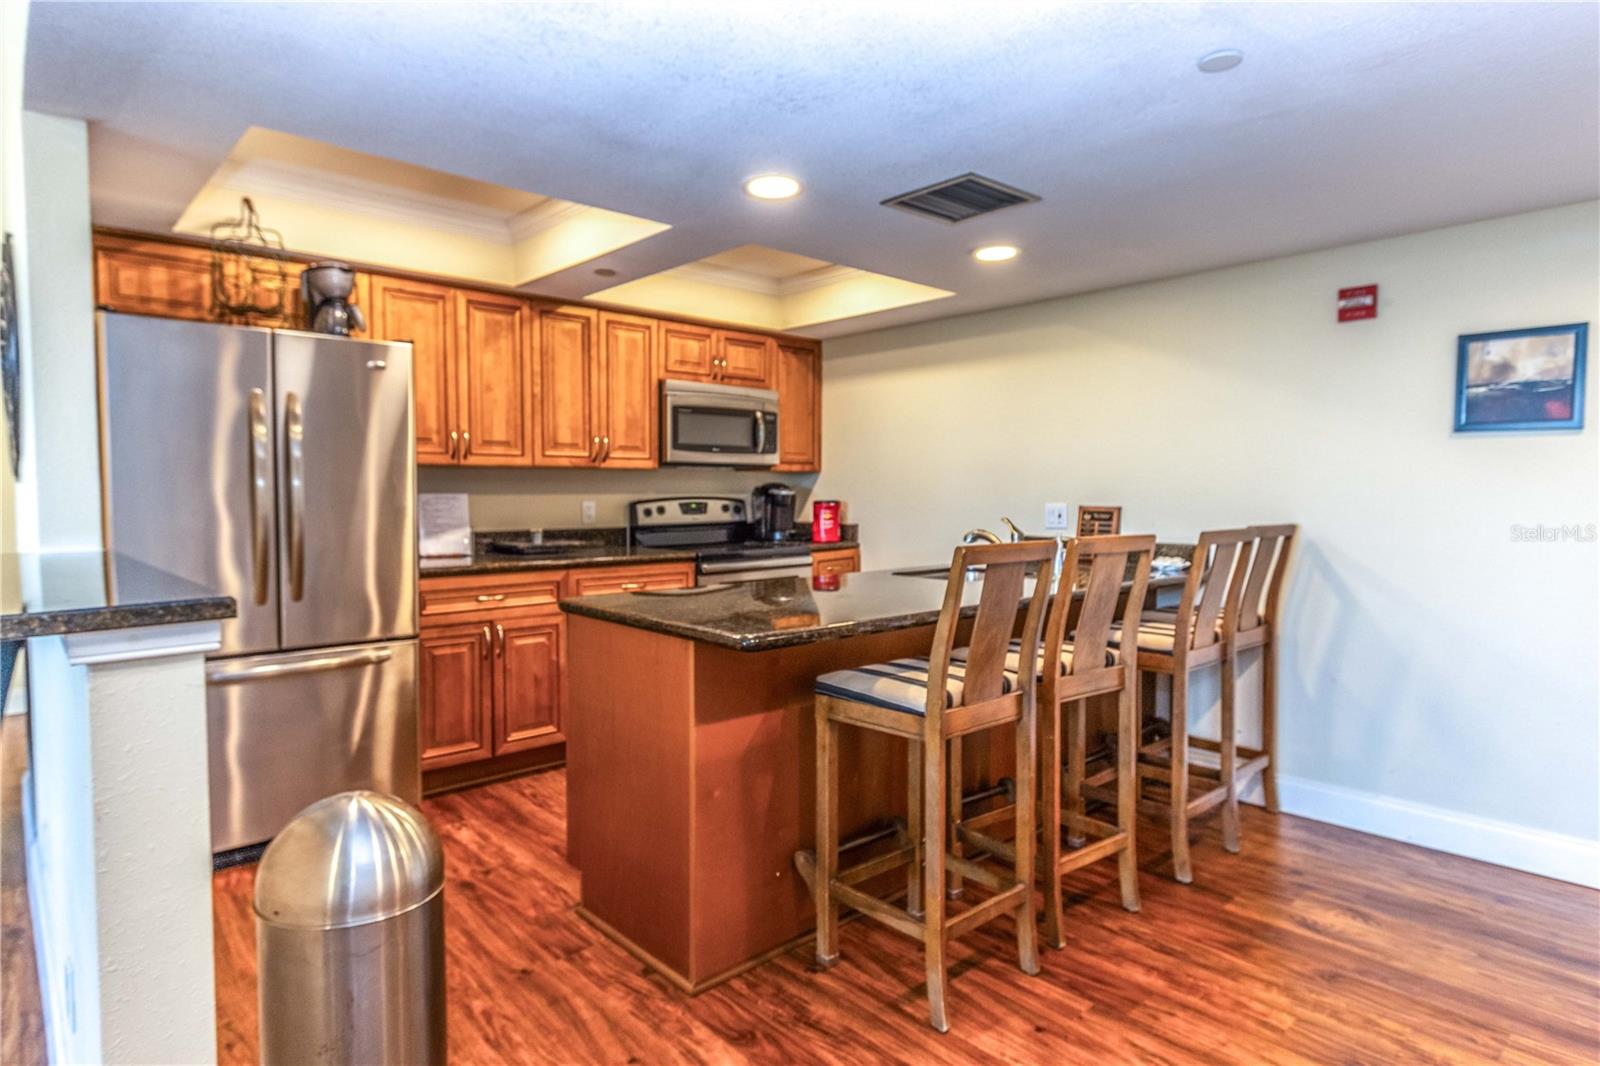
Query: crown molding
507,199,590,242
669,260,868,298
214,158,556,246
777,264,864,295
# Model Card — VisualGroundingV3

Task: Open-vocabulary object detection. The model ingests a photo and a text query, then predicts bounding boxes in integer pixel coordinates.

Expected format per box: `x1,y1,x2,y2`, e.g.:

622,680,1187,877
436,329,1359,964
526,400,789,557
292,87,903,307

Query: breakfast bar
561,562,1186,992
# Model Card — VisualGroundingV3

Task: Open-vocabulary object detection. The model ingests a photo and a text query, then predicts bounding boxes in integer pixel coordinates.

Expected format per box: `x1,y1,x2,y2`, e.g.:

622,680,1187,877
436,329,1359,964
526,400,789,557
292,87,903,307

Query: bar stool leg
814,702,840,966
922,726,950,1033
1262,642,1281,814
945,736,964,900
1013,694,1040,977
1039,699,1066,950
1063,698,1087,848
1220,649,1241,854
1116,676,1141,912
1169,669,1194,884
906,738,924,918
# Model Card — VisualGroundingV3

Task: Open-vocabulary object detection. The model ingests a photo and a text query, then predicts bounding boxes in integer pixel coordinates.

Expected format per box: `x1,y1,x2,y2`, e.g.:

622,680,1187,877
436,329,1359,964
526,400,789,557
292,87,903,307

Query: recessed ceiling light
744,174,802,200
973,244,1018,263
593,267,617,278
1197,48,1244,74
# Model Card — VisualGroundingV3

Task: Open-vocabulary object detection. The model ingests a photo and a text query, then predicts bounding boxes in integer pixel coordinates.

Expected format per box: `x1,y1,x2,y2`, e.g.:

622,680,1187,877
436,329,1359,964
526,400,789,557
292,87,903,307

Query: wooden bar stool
796,540,1054,1033
1108,528,1253,883
955,534,1154,948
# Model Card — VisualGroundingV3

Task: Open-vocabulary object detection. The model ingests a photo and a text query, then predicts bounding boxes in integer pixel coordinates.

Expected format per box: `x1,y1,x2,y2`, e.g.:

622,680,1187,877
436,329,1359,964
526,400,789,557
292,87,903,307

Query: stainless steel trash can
254,790,446,1065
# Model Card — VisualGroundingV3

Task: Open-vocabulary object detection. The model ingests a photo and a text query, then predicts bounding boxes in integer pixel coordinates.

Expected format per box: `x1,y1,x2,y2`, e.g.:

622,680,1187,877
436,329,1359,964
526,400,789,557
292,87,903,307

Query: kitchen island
561,561,1187,992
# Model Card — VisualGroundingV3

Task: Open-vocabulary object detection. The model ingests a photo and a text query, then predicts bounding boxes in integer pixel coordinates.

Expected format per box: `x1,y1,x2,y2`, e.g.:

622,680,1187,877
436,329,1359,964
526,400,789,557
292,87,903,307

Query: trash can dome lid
253,790,444,929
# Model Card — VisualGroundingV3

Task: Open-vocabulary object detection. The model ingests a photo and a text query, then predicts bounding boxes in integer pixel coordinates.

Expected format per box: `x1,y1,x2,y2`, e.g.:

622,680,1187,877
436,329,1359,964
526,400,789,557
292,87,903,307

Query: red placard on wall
1338,284,1378,322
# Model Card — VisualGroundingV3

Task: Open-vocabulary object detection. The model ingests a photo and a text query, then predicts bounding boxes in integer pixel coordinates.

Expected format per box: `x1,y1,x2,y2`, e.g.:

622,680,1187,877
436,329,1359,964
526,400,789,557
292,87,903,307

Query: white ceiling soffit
587,245,953,331
25,2,1600,338
171,129,670,287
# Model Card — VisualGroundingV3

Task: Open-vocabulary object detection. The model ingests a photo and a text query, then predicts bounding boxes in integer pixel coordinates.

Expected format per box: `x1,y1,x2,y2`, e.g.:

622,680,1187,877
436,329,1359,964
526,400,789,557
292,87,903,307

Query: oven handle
698,557,812,575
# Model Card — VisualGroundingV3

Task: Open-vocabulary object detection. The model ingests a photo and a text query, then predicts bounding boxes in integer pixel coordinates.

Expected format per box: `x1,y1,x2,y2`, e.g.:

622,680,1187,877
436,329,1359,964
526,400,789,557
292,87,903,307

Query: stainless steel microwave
661,380,779,466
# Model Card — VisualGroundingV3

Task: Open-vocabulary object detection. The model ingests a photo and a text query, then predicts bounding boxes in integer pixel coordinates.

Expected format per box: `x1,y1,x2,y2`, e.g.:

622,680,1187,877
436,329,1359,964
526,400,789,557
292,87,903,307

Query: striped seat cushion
1106,612,1197,653
952,638,1116,679
814,656,1012,716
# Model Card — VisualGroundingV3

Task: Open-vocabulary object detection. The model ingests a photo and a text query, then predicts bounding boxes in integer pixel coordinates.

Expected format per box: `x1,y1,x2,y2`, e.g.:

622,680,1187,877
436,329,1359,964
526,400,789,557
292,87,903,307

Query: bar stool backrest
1232,524,1298,638
1173,529,1255,657
1046,534,1156,677
926,541,1056,724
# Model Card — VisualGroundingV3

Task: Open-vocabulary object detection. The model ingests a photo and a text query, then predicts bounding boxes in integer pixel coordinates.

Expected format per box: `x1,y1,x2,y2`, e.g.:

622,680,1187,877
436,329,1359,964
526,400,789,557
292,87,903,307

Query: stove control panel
630,496,746,528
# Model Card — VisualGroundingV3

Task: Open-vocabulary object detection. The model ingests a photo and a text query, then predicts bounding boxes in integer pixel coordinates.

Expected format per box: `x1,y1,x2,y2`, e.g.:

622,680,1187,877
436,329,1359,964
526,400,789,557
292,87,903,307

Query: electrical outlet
1043,502,1069,530
581,500,597,526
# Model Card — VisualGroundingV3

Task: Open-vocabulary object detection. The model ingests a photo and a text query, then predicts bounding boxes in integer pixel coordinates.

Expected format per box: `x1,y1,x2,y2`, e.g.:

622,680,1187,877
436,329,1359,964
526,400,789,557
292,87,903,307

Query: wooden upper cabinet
371,276,457,465
419,622,493,768
718,331,775,388
597,312,657,468
94,235,215,321
535,306,600,466
774,340,822,472
493,615,565,755
457,291,533,465
660,321,716,380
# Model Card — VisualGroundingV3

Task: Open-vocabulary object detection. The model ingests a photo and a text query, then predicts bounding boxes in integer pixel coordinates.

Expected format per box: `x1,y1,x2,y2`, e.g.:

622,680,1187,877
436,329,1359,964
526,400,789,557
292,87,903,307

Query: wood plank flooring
209,769,1597,1065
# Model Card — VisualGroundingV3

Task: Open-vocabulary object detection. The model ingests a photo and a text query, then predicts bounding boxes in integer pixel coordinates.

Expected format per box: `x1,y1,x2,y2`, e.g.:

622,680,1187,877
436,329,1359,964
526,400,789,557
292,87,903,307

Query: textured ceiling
24,2,1600,338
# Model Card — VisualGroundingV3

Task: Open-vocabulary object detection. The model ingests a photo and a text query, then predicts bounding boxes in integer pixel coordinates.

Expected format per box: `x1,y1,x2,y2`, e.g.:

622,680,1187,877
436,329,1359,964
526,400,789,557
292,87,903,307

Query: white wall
17,110,101,553
815,201,1600,881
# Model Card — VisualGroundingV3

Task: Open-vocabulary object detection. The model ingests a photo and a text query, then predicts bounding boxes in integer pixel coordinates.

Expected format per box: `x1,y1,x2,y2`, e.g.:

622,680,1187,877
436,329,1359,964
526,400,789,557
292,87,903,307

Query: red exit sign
1338,284,1378,322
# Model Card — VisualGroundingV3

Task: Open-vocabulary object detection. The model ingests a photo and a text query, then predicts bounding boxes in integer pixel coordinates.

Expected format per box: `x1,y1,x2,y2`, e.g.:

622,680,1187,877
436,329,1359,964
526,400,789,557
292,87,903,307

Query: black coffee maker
750,483,798,541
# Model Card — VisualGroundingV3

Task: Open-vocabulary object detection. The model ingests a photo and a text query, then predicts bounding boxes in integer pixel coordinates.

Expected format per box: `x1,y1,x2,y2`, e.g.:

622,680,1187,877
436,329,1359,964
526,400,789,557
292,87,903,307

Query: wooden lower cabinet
562,561,694,597
494,614,565,754
418,620,494,767
811,546,860,579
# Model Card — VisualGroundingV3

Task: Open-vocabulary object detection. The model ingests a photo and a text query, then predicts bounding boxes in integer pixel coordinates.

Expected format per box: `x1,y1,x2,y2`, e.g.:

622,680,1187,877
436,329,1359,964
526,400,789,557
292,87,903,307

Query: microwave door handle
754,411,766,454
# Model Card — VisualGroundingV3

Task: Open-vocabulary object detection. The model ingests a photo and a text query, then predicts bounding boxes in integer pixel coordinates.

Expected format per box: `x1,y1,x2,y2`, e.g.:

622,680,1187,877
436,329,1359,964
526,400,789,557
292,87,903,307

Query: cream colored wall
0,2,27,611
419,465,816,531
814,201,1600,858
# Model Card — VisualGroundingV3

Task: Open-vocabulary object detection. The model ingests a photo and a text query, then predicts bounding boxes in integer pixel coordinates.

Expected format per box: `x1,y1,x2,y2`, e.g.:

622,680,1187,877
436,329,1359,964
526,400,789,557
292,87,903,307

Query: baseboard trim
1267,774,1599,888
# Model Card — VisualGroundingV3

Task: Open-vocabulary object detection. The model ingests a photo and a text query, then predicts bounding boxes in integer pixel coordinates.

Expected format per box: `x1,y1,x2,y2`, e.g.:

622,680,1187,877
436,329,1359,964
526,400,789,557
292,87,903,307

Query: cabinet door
718,331,775,387
94,237,215,321
371,276,457,465
660,321,716,380
494,615,565,755
535,306,600,466
598,312,657,468
773,340,821,471
457,291,533,465
419,623,493,767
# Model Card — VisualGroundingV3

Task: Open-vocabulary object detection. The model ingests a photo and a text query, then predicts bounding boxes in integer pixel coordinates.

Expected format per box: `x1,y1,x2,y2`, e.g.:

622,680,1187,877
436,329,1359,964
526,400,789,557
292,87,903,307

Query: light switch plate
581,500,597,525
1043,502,1069,530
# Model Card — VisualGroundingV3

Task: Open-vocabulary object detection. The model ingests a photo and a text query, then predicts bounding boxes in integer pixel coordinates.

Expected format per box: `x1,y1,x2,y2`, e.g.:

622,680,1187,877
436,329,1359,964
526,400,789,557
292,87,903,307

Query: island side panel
566,615,697,979
687,622,1009,985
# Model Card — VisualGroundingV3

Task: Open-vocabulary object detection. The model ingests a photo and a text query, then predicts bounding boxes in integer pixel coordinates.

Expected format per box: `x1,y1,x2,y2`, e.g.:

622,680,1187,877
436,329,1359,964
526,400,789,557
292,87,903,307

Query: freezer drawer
206,639,419,852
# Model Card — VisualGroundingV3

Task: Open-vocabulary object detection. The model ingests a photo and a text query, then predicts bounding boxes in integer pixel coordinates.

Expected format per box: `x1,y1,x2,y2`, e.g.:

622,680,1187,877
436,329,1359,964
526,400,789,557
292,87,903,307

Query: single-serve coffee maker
750,482,798,542
301,261,367,336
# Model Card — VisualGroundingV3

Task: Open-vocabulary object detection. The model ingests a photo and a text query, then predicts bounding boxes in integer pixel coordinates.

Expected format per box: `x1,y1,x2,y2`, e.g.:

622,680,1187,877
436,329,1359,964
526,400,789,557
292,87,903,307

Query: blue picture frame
1454,323,1587,432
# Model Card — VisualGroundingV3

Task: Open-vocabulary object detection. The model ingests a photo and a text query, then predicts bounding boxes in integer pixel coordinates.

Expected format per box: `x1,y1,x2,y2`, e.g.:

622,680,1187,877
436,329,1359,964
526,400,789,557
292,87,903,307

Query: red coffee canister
811,500,841,543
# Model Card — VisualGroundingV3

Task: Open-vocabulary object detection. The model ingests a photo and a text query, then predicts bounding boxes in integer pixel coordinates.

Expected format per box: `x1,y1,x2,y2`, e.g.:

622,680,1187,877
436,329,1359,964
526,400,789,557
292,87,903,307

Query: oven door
663,383,779,466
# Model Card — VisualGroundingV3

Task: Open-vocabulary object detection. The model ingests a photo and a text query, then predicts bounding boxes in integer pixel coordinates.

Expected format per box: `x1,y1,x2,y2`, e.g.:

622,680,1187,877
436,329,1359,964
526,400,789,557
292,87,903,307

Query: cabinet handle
448,429,459,460
481,624,491,659
590,435,602,461
475,593,506,602
494,622,505,657
461,430,472,460
620,582,643,590
600,435,610,463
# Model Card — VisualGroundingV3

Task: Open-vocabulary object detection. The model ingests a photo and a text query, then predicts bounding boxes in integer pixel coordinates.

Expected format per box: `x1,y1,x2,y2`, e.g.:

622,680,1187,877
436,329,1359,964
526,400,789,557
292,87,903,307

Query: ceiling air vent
880,173,1039,224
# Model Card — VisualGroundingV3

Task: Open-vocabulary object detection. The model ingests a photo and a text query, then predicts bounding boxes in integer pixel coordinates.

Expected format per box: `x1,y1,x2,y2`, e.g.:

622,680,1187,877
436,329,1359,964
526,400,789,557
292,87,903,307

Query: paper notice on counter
419,493,472,558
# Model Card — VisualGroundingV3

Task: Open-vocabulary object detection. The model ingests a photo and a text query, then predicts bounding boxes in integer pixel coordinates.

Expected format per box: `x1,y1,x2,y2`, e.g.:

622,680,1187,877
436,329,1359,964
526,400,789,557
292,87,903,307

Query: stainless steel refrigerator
98,311,419,853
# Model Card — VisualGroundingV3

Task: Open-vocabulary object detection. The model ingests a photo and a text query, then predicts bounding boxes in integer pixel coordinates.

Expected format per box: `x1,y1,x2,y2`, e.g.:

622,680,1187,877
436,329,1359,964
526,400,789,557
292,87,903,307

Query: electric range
628,496,812,585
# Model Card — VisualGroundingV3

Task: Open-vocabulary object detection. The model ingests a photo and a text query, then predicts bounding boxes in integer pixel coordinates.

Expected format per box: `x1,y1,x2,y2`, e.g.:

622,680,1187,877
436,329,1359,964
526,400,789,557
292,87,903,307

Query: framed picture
1455,323,1587,432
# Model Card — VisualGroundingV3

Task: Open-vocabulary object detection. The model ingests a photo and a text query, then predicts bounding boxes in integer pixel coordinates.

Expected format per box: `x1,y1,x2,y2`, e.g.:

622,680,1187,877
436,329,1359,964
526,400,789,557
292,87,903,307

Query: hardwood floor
213,770,1596,1065
1,714,45,1066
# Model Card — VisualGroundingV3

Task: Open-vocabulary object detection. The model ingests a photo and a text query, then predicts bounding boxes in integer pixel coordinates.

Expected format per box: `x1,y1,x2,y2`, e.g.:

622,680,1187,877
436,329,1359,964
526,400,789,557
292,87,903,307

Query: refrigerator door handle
248,388,272,605
285,391,306,601
207,647,394,684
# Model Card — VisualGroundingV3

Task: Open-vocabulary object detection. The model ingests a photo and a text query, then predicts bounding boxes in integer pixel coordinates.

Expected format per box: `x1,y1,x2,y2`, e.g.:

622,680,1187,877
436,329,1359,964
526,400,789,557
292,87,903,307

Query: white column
25,621,220,1065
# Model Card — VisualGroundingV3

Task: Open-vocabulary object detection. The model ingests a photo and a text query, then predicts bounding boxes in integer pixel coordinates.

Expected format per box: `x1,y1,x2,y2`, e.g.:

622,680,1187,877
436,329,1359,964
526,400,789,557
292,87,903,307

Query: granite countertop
420,528,861,578
0,552,237,640
560,563,1189,652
